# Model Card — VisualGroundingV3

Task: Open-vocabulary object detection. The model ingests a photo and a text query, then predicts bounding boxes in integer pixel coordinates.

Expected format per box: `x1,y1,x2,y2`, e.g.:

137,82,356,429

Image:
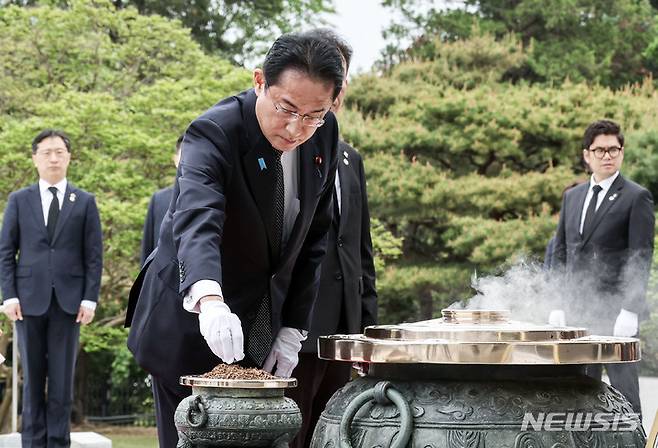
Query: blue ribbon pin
258,157,267,171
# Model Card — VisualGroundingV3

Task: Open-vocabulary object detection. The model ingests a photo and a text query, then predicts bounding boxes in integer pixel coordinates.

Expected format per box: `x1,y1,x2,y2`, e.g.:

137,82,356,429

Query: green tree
1,0,335,65
116,0,335,65
382,0,658,88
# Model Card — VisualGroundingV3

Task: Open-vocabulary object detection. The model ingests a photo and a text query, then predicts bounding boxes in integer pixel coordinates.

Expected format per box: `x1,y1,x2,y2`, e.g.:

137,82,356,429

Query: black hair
301,28,353,73
32,129,71,154
263,32,345,100
583,120,624,149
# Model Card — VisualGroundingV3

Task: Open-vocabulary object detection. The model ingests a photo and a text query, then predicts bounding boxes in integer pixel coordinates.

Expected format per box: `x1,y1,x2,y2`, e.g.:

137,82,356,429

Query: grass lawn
109,433,158,448
72,424,158,448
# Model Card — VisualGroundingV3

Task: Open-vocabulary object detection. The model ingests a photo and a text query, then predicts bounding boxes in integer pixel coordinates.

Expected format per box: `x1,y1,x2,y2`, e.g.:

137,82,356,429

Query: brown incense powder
199,363,278,380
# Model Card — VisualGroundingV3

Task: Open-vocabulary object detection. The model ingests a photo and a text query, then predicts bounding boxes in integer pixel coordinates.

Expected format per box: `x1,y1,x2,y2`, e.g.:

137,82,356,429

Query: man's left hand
613,309,638,337
76,305,95,325
262,327,307,378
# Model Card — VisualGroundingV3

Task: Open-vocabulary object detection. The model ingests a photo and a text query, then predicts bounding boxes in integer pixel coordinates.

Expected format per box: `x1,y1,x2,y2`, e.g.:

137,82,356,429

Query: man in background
286,29,377,448
552,119,654,415
141,135,182,265
0,129,103,448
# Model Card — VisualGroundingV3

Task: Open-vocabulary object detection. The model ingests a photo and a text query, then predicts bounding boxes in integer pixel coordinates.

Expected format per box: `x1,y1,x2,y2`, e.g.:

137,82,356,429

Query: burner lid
318,309,639,365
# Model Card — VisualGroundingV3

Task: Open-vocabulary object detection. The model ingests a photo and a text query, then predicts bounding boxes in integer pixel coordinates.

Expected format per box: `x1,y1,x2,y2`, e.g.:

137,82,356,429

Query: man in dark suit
140,135,182,265
0,129,103,448
125,32,344,448
286,30,377,448
552,119,654,415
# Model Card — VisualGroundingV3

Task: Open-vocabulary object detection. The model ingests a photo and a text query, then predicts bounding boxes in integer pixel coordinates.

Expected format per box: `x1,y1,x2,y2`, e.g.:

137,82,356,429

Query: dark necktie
272,149,284,259
582,185,602,235
246,149,283,366
47,186,59,242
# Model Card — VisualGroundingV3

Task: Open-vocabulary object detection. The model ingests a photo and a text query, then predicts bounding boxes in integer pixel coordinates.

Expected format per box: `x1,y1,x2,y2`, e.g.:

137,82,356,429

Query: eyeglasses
35,148,68,158
269,96,326,128
588,146,622,159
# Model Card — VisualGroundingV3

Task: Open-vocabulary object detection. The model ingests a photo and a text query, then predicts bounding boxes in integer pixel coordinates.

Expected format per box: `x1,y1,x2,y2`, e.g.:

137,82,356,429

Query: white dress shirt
579,171,620,235
39,178,67,224
183,149,300,312
334,167,342,215
3,178,96,310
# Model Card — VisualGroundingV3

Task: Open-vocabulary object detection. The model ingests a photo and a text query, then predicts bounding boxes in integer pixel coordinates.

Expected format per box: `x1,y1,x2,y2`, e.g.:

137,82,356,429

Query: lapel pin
69,193,76,202
314,155,323,178
343,158,349,165
258,157,267,171
343,150,349,158
609,193,618,201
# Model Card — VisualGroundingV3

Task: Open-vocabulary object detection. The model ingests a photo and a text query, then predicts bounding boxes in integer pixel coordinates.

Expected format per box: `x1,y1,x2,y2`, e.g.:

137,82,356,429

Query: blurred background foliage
1,0,658,425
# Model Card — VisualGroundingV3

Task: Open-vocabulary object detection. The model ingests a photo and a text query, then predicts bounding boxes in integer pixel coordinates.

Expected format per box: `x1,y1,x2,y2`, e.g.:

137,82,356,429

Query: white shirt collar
39,178,67,196
590,171,619,192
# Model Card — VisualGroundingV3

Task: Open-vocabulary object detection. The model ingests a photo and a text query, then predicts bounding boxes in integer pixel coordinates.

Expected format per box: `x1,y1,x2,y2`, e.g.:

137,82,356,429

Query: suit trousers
585,362,641,416
15,294,79,448
151,375,190,448
286,354,352,448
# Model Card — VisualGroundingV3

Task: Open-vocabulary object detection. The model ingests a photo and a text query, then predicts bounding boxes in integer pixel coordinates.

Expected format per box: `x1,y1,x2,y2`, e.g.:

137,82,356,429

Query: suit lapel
51,184,75,245
27,184,48,240
581,175,624,245
240,89,282,264
276,143,324,271
571,184,588,239
242,146,278,260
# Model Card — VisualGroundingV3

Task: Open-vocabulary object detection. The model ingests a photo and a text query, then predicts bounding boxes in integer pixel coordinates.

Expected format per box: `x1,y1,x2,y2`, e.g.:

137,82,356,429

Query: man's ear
253,69,265,95
331,78,349,114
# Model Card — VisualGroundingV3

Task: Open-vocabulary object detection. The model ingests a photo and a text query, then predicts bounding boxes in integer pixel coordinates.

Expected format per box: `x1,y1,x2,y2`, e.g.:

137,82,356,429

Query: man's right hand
198,299,245,364
548,309,566,327
2,302,23,321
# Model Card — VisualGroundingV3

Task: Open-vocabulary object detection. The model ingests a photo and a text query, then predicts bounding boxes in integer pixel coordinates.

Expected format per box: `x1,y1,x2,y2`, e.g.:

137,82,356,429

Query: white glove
613,309,639,337
262,327,307,378
548,309,566,327
198,300,245,364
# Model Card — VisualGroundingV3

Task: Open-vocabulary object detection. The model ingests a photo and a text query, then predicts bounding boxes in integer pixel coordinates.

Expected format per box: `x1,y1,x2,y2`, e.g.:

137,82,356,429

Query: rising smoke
448,254,651,336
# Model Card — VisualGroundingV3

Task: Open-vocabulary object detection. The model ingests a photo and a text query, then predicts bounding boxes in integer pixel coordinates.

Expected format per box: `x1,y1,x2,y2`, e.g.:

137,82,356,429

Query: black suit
0,183,103,448
125,89,338,448
287,142,377,448
553,173,654,413
140,186,173,265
